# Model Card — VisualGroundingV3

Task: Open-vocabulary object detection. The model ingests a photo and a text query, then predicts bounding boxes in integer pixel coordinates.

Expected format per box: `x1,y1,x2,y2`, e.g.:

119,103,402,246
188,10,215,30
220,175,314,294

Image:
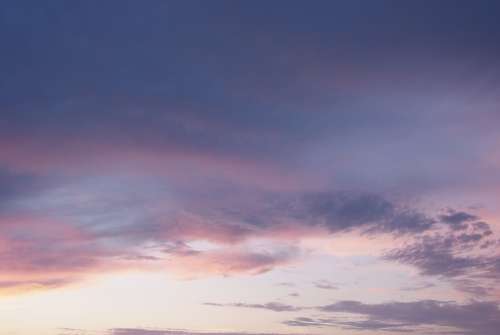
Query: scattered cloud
59,328,308,335
439,210,479,231
203,298,500,335
313,280,338,290
204,302,303,312
400,281,436,292
284,300,500,334
384,213,500,295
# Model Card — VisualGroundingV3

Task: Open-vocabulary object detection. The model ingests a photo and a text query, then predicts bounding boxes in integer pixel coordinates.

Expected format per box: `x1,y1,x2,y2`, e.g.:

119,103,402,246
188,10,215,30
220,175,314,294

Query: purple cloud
204,302,303,312
286,300,500,334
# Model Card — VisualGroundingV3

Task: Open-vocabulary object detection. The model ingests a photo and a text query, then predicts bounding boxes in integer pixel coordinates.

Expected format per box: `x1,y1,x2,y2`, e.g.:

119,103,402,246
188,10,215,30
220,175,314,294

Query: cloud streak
204,302,303,312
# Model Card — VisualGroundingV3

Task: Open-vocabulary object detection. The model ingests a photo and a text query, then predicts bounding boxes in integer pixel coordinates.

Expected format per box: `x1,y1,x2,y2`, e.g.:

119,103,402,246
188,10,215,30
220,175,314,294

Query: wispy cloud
165,246,300,279
59,328,308,335
313,280,338,290
204,302,304,312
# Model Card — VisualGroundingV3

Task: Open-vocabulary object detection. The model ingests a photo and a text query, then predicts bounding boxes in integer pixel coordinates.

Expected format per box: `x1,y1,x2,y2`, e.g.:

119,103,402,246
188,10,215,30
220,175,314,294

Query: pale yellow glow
0,249,468,335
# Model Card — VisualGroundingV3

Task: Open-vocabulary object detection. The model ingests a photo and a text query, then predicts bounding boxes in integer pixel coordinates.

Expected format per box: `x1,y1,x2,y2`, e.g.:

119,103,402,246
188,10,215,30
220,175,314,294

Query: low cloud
313,280,338,290
204,298,500,334
400,281,436,291
59,328,307,335
285,300,500,334
204,302,303,312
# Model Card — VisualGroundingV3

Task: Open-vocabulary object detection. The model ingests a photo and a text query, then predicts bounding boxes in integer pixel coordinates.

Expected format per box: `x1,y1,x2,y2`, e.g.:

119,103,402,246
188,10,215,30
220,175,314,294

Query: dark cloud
439,210,479,231
89,190,442,249
299,192,436,234
302,192,394,230
440,211,478,224
385,223,497,278
384,216,500,296
451,279,493,296
2,1,500,199
386,238,484,277
177,191,441,238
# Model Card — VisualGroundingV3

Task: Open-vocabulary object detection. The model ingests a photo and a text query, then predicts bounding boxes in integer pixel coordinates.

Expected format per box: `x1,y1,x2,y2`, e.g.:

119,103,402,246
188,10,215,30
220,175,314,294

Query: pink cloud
0,215,115,293
164,245,299,279
0,135,316,192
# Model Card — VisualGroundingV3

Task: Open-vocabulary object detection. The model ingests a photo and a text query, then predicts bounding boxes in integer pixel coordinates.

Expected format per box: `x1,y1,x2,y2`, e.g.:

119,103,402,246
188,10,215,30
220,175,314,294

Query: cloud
323,300,500,334
439,210,479,231
203,297,500,334
0,161,497,295
400,281,436,292
386,238,484,277
0,215,109,274
0,167,52,211
204,302,303,312
283,317,414,332
0,277,74,295
0,214,132,294
1,175,496,294
60,328,308,335
283,300,500,334
275,282,295,287
313,280,338,290
164,246,299,279
2,5,500,334
292,192,436,235
384,213,500,295
113,211,256,246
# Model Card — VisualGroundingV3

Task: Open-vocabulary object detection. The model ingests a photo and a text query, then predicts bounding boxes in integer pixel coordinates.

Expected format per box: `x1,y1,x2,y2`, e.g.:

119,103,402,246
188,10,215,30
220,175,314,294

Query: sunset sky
1,1,500,335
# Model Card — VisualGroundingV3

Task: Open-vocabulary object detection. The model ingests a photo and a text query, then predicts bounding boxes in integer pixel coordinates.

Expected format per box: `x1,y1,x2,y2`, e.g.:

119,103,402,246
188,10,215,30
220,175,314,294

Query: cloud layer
1,2,500,334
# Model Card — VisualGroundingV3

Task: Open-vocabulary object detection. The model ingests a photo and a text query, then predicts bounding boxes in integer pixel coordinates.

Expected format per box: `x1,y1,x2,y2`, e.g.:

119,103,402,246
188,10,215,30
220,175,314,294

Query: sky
1,1,500,335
